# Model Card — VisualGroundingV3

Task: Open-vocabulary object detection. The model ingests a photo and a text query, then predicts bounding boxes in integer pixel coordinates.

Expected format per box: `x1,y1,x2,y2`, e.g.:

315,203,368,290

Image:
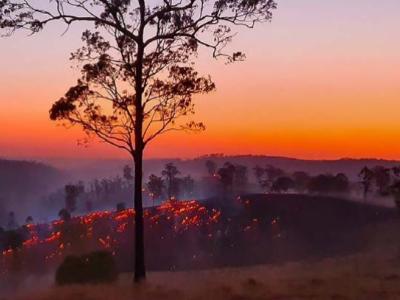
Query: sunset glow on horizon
1,0,400,161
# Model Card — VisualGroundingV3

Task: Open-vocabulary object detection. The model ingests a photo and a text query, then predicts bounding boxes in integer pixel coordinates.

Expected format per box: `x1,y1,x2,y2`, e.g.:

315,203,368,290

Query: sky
1,0,400,160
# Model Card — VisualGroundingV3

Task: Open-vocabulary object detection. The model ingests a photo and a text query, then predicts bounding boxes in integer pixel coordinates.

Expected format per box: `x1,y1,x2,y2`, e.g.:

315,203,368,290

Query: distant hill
151,155,400,181
0,159,65,221
41,155,400,182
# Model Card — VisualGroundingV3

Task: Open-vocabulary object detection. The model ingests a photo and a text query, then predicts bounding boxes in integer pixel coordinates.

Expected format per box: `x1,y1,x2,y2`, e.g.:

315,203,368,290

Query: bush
5,230,23,250
55,251,118,285
116,202,126,212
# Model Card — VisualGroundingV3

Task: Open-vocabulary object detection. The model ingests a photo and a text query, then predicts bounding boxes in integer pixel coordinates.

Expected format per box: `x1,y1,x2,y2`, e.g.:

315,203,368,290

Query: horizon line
1,154,399,164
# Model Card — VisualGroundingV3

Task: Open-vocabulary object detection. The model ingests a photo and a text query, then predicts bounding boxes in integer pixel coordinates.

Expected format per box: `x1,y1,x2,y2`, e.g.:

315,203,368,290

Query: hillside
3,195,400,300
1,194,397,276
11,246,400,300
0,159,65,224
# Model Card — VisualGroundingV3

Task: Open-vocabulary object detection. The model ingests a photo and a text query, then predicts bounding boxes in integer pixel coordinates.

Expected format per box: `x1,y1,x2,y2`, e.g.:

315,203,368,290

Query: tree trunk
133,149,146,282
133,42,145,281
134,0,146,282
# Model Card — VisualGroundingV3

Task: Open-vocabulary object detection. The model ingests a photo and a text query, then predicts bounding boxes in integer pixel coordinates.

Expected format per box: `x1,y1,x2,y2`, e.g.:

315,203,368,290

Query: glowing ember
0,199,223,275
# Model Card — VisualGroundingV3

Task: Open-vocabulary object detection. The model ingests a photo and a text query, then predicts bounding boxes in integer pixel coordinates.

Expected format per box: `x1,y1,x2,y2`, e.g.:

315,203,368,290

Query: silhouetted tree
253,165,265,186
373,166,391,195
65,184,84,213
392,166,400,178
123,165,134,182
181,175,195,198
162,163,180,199
390,180,400,211
334,173,350,193
359,167,374,200
265,165,285,182
259,165,285,191
25,216,33,225
308,175,330,194
233,164,248,193
0,201,6,228
7,211,18,230
254,165,285,191
58,208,71,222
271,176,295,193
308,173,349,195
116,202,127,212
4,230,22,251
1,0,277,282
205,160,217,176
0,227,5,251
292,171,311,193
147,174,164,204
217,162,236,196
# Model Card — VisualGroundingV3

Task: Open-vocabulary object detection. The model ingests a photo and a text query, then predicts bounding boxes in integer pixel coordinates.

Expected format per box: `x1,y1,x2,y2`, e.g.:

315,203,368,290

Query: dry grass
3,251,400,300
3,220,400,300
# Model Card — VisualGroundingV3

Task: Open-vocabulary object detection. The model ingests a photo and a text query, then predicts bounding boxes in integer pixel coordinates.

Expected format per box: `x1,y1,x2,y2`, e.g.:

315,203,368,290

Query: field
6,233,400,300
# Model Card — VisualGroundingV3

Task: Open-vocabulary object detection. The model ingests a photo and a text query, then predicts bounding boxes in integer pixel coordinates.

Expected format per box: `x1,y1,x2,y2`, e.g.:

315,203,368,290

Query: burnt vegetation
56,251,118,285
1,158,400,285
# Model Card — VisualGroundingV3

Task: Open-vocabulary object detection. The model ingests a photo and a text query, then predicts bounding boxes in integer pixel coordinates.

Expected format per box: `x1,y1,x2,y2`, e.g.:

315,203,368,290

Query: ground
2,196,399,300
6,221,400,300
6,253,400,300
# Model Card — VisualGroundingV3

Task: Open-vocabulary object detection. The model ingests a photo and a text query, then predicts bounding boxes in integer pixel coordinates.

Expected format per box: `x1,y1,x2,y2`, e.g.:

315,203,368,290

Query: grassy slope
6,219,400,300
3,195,400,300
9,253,400,299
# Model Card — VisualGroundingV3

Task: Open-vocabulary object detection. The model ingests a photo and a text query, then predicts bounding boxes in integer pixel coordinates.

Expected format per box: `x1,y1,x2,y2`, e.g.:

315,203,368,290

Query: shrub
116,202,126,212
5,230,23,250
55,251,118,285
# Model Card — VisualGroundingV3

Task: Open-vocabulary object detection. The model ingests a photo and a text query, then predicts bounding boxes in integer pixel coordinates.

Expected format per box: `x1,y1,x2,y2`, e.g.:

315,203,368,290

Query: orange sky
1,0,400,160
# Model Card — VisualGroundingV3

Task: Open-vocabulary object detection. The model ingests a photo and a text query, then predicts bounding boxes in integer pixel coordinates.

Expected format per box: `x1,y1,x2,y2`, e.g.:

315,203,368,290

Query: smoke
0,272,54,299
2,156,400,299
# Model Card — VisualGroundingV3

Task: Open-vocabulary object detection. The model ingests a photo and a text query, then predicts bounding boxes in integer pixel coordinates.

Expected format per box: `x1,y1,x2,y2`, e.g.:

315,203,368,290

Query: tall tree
205,160,217,176
0,200,6,228
263,165,285,191
162,163,180,199
233,164,248,193
372,166,391,195
146,174,164,204
254,165,265,187
58,208,71,222
308,173,349,195
271,176,295,193
359,167,374,200
217,162,236,196
292,171,310,193
181,175,195,198
7,211,18,230
1,0,277,282
123,165,134,182
334,173,350,193
65,184,84,213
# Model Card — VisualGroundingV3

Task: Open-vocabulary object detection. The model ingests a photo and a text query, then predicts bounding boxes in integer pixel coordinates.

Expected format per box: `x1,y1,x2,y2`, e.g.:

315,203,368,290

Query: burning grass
2,194,399,299
1,199,223,276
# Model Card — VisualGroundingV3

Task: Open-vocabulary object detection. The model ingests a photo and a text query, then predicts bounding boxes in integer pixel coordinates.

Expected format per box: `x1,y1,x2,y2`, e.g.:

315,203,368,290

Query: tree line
359,166,400,204
4,161,400,232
